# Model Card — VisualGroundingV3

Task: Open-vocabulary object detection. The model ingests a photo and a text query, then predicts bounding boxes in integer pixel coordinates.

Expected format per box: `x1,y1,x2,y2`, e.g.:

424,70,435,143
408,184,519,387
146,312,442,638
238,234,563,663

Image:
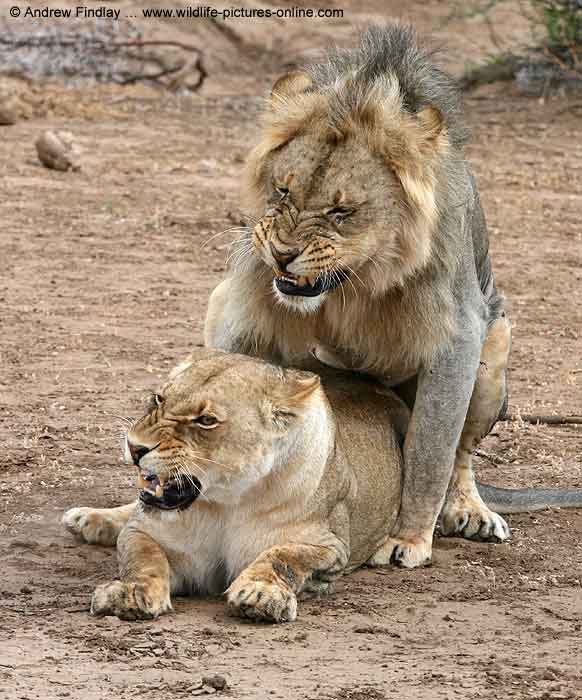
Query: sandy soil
1,2,582,699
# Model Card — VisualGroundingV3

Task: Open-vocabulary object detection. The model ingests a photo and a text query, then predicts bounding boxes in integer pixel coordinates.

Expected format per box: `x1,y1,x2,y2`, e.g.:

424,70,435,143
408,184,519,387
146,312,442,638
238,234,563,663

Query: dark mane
305,24,469,150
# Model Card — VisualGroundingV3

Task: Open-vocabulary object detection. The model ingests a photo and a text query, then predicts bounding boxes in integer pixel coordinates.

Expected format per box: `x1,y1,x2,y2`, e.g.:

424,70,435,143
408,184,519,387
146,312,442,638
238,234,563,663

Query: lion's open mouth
139,474,201,511
273,270,348,297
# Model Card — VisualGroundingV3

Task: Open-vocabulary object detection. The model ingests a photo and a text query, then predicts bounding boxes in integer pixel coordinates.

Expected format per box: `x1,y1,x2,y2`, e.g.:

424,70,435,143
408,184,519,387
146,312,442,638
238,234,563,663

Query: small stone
202,674,228,691
35,130,81,172
0,100,18,125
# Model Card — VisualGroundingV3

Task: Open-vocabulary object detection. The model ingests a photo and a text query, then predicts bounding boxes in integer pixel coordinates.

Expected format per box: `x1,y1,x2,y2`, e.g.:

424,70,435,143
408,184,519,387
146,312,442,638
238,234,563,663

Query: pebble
202,674,228,691
35,130,81,172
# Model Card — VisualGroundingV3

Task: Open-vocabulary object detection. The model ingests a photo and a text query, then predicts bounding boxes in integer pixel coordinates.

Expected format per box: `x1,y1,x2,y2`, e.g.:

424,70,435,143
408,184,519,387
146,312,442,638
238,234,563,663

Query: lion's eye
326,207,352,225
193,414,219,429
148,393,164,410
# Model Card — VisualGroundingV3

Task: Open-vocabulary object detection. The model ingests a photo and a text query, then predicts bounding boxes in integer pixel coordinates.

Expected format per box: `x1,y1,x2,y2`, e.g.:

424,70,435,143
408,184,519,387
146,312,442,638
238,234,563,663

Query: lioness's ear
271,369,321,424
282,369,321,405
269,70,313,106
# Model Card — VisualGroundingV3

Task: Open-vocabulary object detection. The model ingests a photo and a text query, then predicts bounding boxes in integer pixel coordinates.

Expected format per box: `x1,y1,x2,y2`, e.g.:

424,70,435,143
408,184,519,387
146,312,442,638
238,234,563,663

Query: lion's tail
477,482,582,513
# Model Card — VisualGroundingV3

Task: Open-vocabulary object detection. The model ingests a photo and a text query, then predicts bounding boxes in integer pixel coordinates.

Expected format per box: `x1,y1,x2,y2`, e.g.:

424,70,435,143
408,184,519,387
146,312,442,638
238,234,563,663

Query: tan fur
65,349,408,622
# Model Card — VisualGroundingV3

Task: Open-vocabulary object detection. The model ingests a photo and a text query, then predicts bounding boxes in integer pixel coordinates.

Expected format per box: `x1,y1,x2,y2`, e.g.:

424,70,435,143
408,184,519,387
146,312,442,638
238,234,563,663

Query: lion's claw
440,501,511,542
368,534,433,569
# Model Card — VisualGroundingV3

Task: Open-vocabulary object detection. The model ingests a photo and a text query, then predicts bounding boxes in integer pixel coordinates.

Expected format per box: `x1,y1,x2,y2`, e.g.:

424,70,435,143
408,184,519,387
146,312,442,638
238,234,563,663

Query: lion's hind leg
440,315,511,542
62,502,137,547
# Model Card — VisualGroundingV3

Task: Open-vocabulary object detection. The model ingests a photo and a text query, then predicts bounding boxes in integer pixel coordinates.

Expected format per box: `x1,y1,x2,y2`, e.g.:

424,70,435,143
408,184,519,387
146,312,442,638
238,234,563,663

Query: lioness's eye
193,414,219,429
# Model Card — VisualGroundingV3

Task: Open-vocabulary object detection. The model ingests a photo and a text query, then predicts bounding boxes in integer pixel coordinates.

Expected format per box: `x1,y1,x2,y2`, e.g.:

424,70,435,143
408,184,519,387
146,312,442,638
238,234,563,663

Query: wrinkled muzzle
253,217,348,298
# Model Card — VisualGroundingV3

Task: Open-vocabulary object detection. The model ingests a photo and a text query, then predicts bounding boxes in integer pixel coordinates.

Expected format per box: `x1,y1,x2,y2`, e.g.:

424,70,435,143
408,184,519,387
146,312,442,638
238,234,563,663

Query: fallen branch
0,34,207,91
501,413,582,425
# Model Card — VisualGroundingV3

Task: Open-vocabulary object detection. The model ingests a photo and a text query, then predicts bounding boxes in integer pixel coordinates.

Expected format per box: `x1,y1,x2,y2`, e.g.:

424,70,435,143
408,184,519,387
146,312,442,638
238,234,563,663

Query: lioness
68,348,408,622
204,24,514,567
63,350,582,623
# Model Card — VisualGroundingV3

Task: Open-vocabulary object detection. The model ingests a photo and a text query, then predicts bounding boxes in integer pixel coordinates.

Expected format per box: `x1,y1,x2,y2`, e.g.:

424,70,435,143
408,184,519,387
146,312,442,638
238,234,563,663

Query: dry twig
501,413,582,425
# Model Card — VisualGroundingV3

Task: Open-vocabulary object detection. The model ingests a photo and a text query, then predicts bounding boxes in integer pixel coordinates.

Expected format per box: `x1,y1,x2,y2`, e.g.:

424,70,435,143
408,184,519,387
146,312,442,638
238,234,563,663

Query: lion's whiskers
202,225,251,249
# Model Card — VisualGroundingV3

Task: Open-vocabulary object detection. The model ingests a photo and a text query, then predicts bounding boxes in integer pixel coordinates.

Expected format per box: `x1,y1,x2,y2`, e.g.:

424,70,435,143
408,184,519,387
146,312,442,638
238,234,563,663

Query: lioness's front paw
62,507,120,546
226,576,297,623
368,534,433,569
91,580,171,621
440,499,510,542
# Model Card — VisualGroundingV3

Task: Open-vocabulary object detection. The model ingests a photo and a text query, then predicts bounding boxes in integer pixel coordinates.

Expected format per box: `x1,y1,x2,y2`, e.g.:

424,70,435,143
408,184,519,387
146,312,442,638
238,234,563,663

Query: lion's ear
416,105,446,144
269,70,313,105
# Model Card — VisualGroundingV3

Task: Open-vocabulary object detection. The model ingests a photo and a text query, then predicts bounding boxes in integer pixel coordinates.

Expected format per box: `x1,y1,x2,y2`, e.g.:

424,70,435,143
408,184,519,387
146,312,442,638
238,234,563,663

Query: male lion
63,350,582,622
204,25,514,567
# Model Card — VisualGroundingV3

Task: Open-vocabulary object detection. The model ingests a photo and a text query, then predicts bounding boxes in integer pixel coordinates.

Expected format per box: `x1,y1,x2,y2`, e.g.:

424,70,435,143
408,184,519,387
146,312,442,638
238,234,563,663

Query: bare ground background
1,1,581,699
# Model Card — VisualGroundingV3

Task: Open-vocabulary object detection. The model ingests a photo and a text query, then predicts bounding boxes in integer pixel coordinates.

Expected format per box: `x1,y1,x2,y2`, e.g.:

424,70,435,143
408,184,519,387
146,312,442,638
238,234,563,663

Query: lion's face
126,349,321,508
243,70,451,314
251,132,403,313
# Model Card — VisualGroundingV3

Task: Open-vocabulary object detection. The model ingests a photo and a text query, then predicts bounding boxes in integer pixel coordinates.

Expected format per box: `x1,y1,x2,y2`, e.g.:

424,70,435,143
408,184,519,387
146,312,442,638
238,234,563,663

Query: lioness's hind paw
368,535,432,569
62,507,119,546
440,502,510,542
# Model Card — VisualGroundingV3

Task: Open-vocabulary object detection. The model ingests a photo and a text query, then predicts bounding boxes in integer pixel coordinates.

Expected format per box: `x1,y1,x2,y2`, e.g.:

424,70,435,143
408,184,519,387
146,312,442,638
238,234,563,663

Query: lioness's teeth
296,276,307,287
279,275,298,285
306,275,316,287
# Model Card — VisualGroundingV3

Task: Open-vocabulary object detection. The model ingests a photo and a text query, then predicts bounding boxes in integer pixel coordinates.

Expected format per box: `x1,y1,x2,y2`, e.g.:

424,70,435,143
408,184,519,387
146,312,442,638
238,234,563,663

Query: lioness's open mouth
139,475,201,511
273,270,348,297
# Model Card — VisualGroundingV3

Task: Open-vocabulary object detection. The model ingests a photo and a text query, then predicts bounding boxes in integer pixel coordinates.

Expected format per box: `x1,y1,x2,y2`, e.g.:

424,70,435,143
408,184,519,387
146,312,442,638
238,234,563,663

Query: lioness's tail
478,482,582,513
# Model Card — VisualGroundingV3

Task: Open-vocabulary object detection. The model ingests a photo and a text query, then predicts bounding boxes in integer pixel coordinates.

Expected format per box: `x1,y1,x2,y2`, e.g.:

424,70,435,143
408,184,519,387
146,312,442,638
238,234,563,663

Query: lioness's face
126,350,320,508
249,132,402,313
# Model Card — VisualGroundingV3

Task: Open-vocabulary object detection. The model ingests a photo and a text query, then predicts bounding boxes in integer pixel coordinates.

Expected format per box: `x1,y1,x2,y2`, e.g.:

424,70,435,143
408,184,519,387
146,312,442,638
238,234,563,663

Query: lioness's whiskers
176,462,209,502
191,452,238,473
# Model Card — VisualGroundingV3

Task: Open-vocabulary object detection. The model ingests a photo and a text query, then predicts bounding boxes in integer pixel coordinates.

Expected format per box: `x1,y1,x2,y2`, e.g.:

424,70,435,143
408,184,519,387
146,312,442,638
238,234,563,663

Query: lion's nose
128,440,155,466
269,242,300,271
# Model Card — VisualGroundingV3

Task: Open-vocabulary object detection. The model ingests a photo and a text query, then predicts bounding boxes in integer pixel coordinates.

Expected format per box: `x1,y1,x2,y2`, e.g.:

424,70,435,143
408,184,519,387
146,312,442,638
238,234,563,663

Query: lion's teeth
297,276,307,286
155,484,163,498
306,275,316,287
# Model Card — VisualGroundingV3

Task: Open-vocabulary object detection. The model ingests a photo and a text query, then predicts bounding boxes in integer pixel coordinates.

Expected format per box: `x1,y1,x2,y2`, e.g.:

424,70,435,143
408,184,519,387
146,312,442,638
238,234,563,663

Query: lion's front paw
62,507,120,546
226,575,297,623
91,580,171,621
368,533,433,569
440,498,510,542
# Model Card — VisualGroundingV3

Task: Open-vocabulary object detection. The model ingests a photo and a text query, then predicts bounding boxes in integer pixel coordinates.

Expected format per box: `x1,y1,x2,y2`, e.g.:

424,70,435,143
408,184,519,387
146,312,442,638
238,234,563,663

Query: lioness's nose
269,242,300,271
128,440,154,466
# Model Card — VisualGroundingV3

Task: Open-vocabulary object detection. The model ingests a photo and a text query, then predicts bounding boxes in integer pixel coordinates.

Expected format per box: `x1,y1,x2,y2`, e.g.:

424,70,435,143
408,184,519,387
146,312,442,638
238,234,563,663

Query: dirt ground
1,2,582,699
